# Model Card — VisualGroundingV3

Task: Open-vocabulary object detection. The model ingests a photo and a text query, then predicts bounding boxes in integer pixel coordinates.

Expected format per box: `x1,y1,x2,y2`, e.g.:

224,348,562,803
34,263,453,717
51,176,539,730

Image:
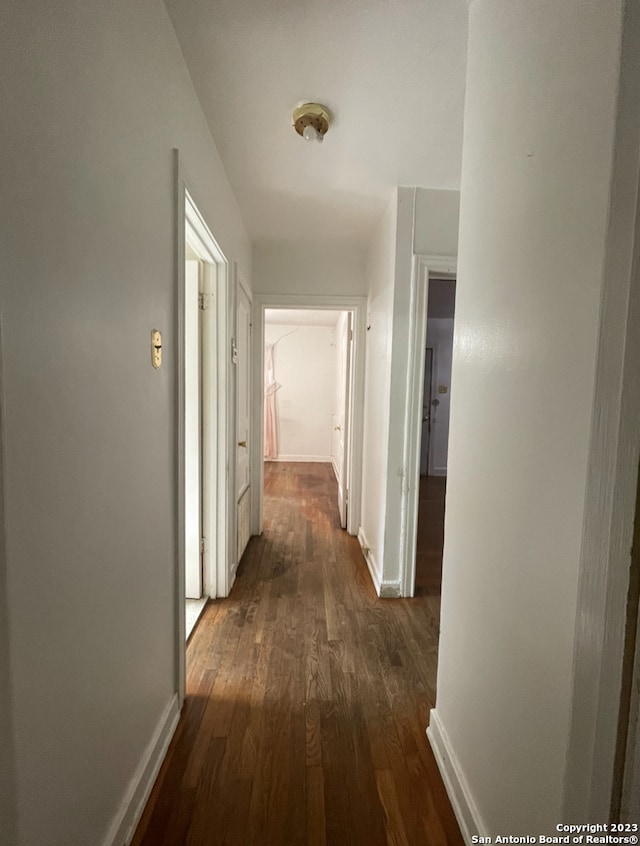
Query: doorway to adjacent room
414,279,456,596
251,295,367,539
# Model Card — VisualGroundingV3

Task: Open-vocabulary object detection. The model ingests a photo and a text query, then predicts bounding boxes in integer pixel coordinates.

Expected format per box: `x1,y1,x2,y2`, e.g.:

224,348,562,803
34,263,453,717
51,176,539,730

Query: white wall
253,241,367,296
433,0,626,836
360,193,398,589
565,0,640,820
380,188,416,592
0,331,17,846
0,2,251,845
413,188,460,257
264,324,336,461
425,318,454,475
362,187,460,593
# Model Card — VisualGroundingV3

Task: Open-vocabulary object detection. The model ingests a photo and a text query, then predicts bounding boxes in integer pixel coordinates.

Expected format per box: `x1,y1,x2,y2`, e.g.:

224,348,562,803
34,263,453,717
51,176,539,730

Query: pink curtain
264,343,278,459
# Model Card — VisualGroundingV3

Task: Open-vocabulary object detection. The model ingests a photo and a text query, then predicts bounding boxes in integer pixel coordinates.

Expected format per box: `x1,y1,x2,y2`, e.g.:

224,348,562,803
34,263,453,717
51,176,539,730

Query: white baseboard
357,529,401,597
379,580,401,598
102,693,181,846
358,527,380,592
331,458,339,482
266,455,332,463
230,558,238,583
430,467,447,477
427,709,488,846
237,485,251,564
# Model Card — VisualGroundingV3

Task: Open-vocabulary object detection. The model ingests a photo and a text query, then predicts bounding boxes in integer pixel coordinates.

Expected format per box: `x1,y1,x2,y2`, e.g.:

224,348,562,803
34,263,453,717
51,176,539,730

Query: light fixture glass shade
302,124,320,142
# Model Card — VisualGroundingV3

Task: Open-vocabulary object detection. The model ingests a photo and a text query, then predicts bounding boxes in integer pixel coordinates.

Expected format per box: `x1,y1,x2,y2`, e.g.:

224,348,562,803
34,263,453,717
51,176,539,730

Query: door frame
400,254,457,598
250,294,367,537
175,154,230,705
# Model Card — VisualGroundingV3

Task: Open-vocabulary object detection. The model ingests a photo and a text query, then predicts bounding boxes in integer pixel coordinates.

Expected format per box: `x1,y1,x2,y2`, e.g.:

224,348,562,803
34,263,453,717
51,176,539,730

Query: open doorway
401,255,457,598
262,308,352,527
177,185,230,700
251,295,367,540
414,279,456,596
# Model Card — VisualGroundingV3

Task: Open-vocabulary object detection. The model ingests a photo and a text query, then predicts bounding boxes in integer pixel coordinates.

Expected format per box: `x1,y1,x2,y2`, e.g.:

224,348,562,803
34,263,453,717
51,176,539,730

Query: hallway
132,462,462,846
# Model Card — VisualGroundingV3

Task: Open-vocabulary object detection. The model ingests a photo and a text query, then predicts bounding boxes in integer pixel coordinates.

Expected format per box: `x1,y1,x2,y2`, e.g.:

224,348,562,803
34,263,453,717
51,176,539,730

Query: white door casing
176,163,231,705
400,255,457,598
184,259,202,598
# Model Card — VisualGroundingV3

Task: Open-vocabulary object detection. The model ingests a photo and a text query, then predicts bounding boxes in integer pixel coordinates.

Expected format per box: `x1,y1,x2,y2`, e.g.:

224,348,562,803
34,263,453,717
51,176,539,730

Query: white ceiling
164,0,468,246
265,308,343,326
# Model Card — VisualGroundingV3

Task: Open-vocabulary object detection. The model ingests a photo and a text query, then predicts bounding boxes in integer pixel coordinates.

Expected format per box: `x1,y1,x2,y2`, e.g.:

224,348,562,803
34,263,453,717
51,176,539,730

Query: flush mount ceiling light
292,103,330,143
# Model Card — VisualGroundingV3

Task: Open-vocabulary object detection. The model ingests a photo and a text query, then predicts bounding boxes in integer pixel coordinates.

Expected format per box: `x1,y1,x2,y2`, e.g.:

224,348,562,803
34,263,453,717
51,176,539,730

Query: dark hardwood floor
414,475,446,597
131,462,461,846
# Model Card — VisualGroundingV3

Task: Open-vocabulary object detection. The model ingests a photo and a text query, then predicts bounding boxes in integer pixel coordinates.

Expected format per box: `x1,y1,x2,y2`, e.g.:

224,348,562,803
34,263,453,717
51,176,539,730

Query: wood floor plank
305,766,327,846
375,769,411,846
131,461,461,846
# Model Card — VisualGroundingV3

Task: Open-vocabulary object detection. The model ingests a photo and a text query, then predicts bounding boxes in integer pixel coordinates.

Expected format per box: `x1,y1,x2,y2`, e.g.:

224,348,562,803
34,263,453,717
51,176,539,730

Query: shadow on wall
0,576,18,846
0,336,18,844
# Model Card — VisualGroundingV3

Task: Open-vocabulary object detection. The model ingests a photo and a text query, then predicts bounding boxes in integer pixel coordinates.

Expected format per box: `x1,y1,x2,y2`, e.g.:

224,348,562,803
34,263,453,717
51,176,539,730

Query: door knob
238,440,247,448
334,426,341,431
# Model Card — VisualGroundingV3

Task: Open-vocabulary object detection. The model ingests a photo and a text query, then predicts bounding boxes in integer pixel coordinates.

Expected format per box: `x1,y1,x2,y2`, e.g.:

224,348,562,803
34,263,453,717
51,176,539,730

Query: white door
236,281,252,561
335,312,353,529
185,260,202,598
